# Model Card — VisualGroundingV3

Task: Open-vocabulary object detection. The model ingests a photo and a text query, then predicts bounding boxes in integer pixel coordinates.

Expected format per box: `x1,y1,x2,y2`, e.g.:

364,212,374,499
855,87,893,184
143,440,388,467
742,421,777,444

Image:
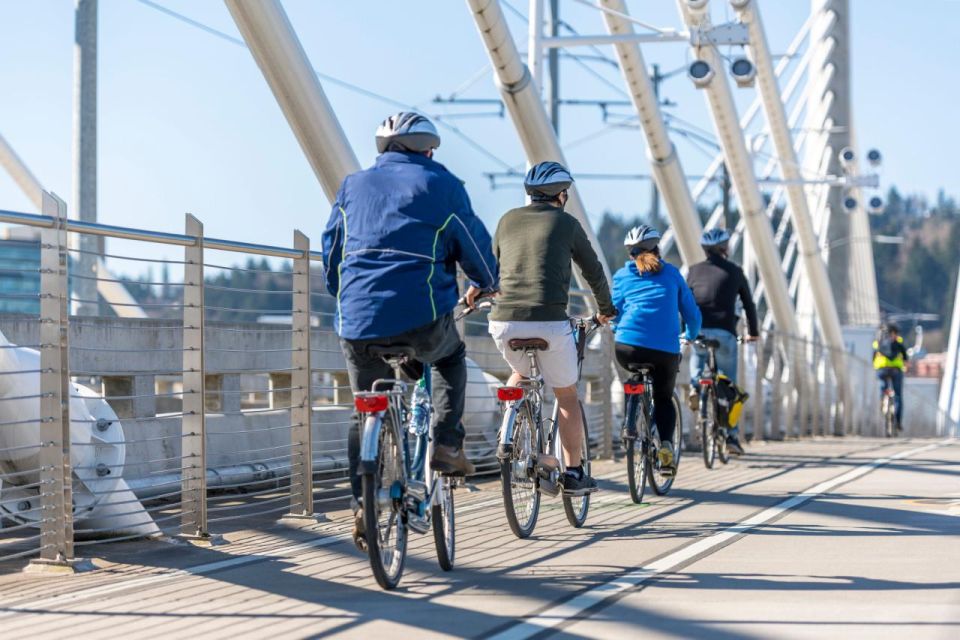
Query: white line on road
488,440,949,640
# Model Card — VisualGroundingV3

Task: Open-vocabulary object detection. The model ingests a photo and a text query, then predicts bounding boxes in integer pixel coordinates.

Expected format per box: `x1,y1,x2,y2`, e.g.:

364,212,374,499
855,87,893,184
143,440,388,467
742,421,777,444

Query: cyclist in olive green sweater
488,161,615,494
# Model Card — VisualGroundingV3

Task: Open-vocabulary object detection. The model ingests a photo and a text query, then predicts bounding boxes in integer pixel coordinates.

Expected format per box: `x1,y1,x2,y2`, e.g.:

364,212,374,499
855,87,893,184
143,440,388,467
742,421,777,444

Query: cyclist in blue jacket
612,225,701,475
322,112,498,548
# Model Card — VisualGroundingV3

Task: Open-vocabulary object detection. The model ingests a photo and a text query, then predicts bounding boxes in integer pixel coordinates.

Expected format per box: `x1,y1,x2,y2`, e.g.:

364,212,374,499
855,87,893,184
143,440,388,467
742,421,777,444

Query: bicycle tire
700,387,716,469
362,416,407,590
624,396,646,504
431,475,455,571
647,393,682,495
500,404,541,539
562,401,592,527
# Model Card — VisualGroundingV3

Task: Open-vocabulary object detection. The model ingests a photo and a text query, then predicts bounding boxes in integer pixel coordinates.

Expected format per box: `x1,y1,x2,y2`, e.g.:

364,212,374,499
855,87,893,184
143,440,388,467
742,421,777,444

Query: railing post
600,330,614,460
27,192,87,572
797,338,809,437
288,230,314,517
811,338,822,436
753,334,766,440
786,338,799,438
180,214,215,543
771,338,783,439
842,348,854,436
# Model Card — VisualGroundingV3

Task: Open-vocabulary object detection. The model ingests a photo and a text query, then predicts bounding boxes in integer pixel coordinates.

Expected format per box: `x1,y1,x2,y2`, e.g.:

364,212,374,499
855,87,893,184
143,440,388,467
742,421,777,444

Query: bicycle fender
497,400,524,459
359,414,383,474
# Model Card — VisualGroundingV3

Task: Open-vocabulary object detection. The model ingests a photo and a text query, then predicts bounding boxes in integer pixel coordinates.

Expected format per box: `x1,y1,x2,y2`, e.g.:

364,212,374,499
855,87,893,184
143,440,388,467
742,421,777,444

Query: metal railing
3,194,952,570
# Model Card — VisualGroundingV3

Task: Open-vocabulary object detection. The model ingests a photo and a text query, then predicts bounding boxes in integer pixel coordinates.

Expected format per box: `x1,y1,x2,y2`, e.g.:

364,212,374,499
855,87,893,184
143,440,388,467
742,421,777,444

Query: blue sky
1,0,957,275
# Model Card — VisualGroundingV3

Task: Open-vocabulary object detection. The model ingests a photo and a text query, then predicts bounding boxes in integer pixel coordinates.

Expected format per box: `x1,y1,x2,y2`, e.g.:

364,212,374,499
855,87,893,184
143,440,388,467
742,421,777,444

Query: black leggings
615,343,681,444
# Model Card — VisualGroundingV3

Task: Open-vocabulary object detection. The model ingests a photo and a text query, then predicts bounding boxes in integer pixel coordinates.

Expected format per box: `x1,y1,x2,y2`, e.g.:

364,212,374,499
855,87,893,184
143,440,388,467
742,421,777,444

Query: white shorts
488,320,579,389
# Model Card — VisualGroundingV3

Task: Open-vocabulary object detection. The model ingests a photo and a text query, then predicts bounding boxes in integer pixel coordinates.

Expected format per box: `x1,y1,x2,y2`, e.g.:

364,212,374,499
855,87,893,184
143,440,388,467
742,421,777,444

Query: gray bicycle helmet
524,161,574,201
375,112,441,153
624,225,661,255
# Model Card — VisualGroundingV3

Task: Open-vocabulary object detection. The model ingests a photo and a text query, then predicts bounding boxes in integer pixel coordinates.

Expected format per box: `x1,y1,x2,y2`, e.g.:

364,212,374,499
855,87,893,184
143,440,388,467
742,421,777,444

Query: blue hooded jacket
612,260,702,354
322,151,498,340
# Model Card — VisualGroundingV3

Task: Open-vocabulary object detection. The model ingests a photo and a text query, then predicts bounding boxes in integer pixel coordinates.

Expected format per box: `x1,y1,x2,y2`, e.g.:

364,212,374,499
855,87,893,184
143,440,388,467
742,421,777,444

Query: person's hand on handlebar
463,285,483,310
743,334,759,343
595,313,615,326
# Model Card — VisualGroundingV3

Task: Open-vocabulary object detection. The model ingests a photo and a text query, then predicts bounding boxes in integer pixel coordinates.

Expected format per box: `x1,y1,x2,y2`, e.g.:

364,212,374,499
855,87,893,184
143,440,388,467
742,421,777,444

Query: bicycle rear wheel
562,401,592,527
500,405,541,538
647,393,682,496
883,397,895,437
432,475,455,571
700,387,716,469
362,416,407,590
624,396,646,505
717,422,730,465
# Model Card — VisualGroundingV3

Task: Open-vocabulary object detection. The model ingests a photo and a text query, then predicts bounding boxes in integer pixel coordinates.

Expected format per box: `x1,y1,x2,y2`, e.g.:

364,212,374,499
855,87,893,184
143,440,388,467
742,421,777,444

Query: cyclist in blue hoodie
612,225,701,474
322,113,498,548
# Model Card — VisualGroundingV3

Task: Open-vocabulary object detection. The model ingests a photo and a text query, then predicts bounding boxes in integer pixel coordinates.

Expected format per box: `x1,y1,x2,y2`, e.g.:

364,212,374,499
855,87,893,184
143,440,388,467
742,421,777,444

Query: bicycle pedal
538,478,561,497
562,486,599,497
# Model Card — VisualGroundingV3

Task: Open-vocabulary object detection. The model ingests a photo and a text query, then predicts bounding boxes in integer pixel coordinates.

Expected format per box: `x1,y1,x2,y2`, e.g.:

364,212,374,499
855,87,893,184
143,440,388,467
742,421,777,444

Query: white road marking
488,441,948,640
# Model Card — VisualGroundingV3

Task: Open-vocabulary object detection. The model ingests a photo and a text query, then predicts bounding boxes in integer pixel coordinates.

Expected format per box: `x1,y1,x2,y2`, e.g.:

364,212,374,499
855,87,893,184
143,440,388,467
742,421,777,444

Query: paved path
1,438,957,639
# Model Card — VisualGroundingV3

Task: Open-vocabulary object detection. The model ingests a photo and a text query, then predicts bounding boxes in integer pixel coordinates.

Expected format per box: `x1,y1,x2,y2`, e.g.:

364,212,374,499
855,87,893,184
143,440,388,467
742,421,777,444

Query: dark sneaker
351,499,367,553
726,435,745,456
562,470,598,495
432,444,476,476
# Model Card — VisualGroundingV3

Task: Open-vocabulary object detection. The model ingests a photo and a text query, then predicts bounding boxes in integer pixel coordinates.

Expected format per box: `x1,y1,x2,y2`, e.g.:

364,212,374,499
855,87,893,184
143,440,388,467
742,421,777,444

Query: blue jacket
612,260,702,354
322,152,498,340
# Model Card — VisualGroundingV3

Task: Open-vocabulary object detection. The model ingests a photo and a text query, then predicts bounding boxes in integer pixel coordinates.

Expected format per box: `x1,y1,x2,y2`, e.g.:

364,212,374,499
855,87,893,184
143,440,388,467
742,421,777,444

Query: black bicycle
689,336,729,469
621,364,682,504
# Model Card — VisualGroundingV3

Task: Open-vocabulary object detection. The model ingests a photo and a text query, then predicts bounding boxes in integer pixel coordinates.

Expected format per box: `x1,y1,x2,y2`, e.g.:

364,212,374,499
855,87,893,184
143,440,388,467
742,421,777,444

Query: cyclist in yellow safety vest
873,323,909,431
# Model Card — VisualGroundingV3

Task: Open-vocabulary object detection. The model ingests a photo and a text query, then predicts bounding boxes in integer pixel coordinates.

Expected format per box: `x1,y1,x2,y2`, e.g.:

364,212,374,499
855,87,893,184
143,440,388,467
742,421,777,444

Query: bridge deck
1,438,957,639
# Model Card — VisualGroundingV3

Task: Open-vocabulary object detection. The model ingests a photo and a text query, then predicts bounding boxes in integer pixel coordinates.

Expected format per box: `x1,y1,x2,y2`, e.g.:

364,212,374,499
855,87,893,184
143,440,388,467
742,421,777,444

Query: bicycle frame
358,365,442,526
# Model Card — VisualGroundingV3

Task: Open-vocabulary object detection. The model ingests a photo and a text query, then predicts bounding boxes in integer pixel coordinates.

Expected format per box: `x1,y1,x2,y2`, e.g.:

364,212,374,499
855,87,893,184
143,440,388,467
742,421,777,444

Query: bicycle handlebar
454,291,498,321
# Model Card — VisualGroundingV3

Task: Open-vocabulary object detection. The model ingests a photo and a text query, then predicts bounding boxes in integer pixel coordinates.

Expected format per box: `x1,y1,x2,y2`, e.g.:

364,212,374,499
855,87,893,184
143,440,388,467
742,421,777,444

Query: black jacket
686,253,759,337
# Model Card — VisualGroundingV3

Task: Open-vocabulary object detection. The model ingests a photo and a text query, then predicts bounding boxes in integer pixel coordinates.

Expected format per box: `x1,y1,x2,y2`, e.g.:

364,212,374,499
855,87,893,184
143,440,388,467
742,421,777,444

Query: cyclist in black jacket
686,229,759,455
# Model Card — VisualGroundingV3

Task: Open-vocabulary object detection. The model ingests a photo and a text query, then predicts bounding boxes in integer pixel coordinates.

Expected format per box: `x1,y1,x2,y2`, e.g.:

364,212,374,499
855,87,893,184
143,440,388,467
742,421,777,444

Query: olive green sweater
490,203,615,322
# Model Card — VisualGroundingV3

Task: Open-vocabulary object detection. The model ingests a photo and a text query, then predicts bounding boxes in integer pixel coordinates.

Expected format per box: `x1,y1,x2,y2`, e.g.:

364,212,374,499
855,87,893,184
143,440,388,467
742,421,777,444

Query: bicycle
620,364,683,504
879,372,899,437
459,298,599,537
355,348,456,590
688,336,729,469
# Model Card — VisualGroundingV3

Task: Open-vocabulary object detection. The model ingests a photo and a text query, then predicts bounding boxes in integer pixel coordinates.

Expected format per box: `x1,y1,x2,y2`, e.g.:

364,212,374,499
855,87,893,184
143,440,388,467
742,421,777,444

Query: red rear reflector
699,379,714,386
355,395,388,413
497,386,523,401
623,383,645,395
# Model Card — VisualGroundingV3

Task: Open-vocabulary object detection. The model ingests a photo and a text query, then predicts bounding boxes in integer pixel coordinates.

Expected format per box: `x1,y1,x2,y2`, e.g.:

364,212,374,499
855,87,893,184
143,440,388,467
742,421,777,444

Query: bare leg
554,385,583,467
507,371,524,386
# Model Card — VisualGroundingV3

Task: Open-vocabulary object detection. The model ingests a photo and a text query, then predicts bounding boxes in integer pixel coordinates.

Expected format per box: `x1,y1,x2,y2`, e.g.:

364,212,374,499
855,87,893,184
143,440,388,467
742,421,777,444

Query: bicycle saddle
367,345,417,360
508,338,550,351
626,362,655,374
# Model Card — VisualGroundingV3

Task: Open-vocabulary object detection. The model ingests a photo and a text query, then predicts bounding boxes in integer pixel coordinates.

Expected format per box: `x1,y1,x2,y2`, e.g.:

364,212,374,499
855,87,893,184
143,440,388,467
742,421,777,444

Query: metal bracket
690,22,750,47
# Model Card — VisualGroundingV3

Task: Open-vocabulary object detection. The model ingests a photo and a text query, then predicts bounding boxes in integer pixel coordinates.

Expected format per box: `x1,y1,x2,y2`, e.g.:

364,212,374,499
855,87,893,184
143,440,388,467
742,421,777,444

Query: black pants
615,342,681,444
340,313,467,498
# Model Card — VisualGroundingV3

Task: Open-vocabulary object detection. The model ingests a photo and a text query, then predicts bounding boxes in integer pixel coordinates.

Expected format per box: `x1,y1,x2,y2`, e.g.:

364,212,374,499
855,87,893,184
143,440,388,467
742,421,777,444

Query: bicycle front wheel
501,405,541,538
647,393,682,496
432,475,455,571
562,401,592,528
362,417,407,590
700,387,717,469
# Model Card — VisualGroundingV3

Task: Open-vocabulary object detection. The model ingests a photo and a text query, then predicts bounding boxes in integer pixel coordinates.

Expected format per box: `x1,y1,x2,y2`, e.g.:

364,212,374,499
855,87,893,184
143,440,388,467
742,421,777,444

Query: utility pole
73,0,99,316
548,0,559,133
